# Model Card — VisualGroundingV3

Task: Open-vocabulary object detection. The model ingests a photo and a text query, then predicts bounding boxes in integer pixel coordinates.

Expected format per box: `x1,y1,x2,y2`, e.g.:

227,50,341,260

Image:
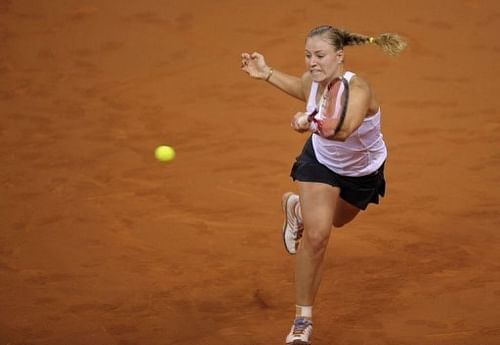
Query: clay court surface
1,1,500,344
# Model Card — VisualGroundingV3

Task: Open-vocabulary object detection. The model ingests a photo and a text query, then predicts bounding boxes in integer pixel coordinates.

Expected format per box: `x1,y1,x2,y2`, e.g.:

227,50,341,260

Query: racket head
318,76,350,137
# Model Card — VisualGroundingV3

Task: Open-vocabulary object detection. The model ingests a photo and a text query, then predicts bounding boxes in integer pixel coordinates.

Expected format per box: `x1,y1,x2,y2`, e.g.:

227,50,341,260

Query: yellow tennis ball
155,145,175,162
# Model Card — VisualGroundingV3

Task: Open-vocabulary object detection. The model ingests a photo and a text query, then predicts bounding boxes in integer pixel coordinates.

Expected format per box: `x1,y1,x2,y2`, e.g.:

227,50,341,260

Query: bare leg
294,182,362,306
332,196,361,228
295,192,360,229
295,182,339,306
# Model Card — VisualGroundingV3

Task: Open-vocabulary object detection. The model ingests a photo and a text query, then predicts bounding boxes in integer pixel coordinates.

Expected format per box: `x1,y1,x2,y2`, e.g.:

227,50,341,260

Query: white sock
295,305,312,319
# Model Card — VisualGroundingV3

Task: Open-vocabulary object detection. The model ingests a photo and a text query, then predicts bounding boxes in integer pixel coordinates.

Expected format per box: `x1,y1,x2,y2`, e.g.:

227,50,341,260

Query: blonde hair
307,25,407,56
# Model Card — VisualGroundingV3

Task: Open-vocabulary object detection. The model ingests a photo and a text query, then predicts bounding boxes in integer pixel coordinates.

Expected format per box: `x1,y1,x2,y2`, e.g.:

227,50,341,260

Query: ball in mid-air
155,145,175,162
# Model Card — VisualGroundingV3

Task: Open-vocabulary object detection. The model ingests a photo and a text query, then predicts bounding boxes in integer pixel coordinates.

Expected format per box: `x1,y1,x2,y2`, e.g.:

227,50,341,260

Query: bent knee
303,229,331,252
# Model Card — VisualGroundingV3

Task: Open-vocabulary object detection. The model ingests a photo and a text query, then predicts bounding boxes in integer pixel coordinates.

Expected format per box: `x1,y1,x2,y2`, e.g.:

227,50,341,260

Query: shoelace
292,318,312,335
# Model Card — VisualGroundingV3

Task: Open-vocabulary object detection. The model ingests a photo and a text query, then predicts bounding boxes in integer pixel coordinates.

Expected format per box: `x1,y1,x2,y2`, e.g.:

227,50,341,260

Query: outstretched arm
241,52,307,102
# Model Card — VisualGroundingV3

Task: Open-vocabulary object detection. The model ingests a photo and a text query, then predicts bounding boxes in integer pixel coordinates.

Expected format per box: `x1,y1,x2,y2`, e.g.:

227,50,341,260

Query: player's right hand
291,112,311,133
241,52,271,80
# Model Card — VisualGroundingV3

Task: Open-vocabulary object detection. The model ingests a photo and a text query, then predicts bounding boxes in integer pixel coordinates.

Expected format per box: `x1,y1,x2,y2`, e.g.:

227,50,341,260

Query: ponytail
307,25,407,56
343,31,407,56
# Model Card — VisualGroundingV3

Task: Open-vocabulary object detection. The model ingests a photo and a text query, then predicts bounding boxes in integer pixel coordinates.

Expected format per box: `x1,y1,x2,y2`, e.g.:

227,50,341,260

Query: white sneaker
286,317,313,345
281,192,304,255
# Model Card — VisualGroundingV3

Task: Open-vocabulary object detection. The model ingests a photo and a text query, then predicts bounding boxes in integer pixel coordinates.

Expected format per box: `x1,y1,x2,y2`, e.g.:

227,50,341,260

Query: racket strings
307,77,349,138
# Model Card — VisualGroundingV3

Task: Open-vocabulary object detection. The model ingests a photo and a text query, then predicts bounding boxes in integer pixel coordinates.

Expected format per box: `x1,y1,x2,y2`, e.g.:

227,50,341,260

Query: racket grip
307,112,320,133
309,121,318,132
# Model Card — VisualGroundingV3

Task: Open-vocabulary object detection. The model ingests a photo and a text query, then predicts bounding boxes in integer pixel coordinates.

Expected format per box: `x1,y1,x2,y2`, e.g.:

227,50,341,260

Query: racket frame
306,76,350,138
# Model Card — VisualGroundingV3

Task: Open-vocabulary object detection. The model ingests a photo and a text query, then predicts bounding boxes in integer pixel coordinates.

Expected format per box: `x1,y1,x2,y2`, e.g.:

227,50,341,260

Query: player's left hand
241,52,271,80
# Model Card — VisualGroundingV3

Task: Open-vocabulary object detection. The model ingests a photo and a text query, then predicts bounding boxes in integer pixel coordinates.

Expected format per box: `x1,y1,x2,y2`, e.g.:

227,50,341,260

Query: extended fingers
250,52,261,59
241,52,250,68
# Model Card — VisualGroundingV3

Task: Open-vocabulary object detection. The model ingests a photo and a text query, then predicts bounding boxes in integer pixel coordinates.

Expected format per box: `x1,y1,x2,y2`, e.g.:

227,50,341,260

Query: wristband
265,67,273,81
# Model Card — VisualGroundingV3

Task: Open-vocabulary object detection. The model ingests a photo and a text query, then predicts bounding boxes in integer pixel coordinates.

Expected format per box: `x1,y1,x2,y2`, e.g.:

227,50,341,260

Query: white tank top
307,71,387,177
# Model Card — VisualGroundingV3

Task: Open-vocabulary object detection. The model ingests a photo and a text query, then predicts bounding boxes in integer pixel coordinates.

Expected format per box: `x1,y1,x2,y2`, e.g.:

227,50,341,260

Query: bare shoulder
301,71,313,99
349,74,372,93
301,71,313,84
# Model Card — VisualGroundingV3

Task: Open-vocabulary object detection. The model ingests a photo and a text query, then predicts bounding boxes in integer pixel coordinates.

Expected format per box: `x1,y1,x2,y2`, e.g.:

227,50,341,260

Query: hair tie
368,37,375,44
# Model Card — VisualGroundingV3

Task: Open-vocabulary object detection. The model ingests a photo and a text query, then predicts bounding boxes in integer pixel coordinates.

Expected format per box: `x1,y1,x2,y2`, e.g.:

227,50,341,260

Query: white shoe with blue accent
286,317,313,345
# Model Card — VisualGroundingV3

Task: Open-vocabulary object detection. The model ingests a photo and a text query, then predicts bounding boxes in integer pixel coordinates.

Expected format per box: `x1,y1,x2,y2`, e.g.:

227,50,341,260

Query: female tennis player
241,25,406,345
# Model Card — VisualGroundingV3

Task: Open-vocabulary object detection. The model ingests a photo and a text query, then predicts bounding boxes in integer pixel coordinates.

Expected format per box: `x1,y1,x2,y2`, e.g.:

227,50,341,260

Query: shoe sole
286,341,311,345
281,192,296,255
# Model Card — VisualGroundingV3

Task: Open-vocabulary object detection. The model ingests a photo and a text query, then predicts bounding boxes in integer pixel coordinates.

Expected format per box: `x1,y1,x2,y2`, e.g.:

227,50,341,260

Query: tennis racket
307,76,350,139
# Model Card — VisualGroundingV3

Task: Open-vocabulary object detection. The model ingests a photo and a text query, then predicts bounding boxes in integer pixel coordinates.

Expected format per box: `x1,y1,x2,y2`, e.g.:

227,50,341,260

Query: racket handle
309,121,318,132
307,111,320,133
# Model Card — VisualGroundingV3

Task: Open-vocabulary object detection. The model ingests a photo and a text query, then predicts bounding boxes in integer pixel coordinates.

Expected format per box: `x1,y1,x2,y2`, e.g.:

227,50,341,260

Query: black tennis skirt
290,136,386,210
